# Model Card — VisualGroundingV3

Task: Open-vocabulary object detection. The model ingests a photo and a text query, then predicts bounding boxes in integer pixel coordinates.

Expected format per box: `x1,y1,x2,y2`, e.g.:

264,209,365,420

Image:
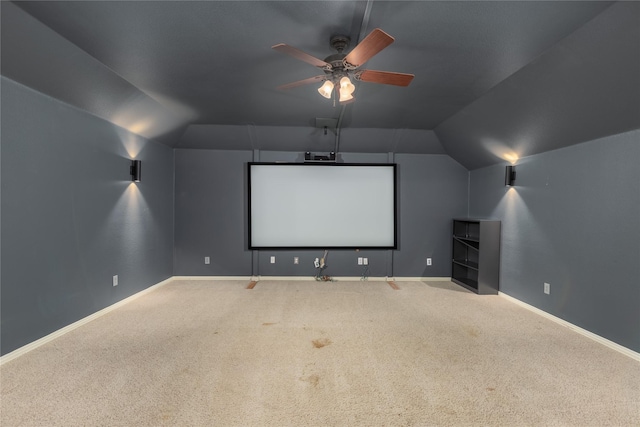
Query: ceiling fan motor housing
323,35,352,78
330,35,350,53
323,53,348,75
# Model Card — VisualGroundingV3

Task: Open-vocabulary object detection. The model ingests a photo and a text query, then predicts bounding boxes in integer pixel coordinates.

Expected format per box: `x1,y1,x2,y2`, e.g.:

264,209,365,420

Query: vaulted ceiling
2,1,639,169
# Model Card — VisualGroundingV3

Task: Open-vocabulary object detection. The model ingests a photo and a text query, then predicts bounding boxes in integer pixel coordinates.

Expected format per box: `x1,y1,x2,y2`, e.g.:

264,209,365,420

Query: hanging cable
360,266,370,281
335,0,373,155
314,250,332,281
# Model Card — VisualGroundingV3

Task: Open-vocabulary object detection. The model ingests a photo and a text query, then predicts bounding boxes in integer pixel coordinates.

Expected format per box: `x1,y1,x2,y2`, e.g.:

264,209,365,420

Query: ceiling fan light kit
335,76,355,102
273,28,414,104
317,80,334,99
338,88,353,103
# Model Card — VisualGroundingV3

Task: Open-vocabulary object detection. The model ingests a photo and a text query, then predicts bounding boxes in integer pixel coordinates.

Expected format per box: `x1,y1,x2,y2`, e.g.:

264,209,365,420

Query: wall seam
467,170,471,217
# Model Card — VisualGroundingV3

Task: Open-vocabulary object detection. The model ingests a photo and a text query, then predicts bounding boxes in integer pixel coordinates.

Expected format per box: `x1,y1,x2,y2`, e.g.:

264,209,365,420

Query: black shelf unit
451,219,501,294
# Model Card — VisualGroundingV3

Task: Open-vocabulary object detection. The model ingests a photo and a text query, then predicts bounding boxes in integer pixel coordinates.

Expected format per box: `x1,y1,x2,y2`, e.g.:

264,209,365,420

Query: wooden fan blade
272,43,331,69
357,70,414,86
344,28,394,68
276,75,326,90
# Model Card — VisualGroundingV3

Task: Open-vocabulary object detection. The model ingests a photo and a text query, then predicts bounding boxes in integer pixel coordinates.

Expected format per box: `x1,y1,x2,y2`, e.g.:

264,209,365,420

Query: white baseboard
326,276,387,282
499,292,640,362
170,276,451,282
256,276,389,282
256,276,454,282
171,276,253,281
0,277,174,366
256,276,325,281
248,276,451,282
392,277,452,282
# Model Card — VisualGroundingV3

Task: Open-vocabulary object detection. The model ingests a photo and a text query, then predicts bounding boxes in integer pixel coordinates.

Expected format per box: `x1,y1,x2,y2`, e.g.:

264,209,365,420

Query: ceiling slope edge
178,124,446,155
0,2,194,147
434,2,640,171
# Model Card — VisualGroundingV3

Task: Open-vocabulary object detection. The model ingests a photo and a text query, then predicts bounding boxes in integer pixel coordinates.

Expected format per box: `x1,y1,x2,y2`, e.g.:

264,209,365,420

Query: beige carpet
1,279,638,426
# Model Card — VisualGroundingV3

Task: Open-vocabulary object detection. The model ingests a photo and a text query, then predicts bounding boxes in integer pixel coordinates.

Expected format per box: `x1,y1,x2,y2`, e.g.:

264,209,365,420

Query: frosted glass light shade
340,76,355,94
339,86,354,102
317,80,334,98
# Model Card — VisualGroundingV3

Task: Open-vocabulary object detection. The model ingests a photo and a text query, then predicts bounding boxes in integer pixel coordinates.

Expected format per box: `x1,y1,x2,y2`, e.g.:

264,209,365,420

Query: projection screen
248,163,397,249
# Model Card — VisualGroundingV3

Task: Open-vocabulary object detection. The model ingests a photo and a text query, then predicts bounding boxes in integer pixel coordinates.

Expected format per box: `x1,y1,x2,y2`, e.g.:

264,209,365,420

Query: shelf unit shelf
452,259,479,270
453,236,480,250
451,219,501,295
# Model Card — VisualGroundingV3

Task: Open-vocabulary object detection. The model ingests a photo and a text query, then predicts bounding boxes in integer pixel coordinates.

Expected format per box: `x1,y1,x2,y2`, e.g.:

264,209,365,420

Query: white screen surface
249,164,396,249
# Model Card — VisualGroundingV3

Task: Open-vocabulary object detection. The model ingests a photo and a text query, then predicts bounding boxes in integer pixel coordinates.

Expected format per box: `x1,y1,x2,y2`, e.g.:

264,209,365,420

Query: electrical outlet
270,256,276,264
358,257,363,265
363,258,368,265
544,282,550,294
294,257,299,264
426,258,432,266
112,275,118,287
204,256,210,264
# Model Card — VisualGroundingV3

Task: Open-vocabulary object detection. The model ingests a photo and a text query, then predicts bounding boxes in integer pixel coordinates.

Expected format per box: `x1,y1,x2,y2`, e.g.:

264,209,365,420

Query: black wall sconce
130,160,141,182
505,165,516,186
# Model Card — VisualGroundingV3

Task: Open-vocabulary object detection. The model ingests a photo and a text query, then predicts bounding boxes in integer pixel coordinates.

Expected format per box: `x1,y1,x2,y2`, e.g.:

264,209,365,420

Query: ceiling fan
272,28,414,104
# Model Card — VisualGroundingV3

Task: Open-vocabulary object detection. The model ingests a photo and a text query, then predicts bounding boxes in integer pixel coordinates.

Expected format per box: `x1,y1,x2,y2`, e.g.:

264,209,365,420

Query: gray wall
174,149,253,276
1,77,175,356
173,149,468,278
469,130,640,352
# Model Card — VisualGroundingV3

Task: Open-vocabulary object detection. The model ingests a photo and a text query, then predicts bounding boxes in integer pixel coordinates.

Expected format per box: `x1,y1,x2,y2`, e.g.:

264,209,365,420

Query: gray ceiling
2,1,639,169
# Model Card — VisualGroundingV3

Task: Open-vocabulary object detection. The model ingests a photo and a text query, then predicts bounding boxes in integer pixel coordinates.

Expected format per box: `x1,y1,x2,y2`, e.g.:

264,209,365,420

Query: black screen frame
247,162,398,250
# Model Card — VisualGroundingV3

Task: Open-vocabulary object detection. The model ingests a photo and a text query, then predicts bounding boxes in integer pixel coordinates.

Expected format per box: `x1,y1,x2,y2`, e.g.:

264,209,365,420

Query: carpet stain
466,327,480,338
312,338,332,348
300,374,320,387
435,405,457,416
160,408,175,421
262,322,277,326
487,387,496,392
